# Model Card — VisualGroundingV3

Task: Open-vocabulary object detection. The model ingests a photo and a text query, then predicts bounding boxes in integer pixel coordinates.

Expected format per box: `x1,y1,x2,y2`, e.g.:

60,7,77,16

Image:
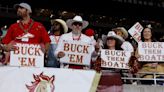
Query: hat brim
51,19,68,33
66,19,89,29
13,3,32,13
107,35,125,45
112,27,128,39
14,4,20,9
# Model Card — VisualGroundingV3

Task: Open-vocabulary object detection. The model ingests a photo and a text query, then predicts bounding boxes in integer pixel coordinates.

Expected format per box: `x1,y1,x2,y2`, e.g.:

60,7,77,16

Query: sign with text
138,42,164,61
0,67,97,92
128,22,143,43
60,40,93,66
10,43,44,67
101,49,131,69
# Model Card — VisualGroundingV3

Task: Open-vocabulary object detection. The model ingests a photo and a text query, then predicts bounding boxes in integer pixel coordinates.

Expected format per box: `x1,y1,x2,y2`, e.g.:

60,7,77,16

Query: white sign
10,43,44,67
138,42,164,61
0,66,97,92
60,40,93,66
101,49,131,69
128,22,143,43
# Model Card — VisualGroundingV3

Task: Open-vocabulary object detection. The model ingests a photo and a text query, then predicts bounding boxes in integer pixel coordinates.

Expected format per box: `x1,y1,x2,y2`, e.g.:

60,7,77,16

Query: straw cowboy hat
112,27,128,39
51,19,68,33
107,31,125,44
66,15,89,29
14,3,32,13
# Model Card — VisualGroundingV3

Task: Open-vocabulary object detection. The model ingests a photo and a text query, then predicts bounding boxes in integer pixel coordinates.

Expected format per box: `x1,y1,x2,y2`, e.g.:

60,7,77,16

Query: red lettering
64,43,69,51
76,55,83,63
135,23,142,32
68,54,83,64
28,58,35,66
35,48,41,56
68,54,75,62
28,47,34,55
71,44,76,52
77,45,82,53
21,46,27,55
113,62,119,67
19,57,27,66
83,45,89,53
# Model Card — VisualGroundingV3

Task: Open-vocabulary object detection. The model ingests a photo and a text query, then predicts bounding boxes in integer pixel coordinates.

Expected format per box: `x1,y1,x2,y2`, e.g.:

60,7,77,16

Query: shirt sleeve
39,24,51,44
2,25,14,44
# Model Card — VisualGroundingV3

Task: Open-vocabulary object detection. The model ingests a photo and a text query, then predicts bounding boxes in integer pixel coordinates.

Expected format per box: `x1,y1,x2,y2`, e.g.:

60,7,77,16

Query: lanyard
72,34,81,41
54,35,60,44
18,19,34,33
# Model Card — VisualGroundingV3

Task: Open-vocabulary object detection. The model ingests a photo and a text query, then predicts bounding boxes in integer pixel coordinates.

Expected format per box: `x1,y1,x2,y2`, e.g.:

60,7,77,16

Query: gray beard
72,30,81,36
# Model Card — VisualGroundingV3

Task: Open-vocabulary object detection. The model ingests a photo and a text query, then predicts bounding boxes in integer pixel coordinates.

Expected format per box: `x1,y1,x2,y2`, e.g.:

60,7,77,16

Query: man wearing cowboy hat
2,2,50,64
45,19,68,68
112,27,134,52
55,15,95,69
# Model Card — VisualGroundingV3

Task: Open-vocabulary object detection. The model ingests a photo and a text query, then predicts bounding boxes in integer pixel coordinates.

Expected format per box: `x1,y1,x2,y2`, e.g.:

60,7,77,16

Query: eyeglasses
72,22,82,26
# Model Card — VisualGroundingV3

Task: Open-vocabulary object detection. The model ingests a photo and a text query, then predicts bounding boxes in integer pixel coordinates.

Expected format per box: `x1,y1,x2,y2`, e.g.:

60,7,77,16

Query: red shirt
2,19,50,44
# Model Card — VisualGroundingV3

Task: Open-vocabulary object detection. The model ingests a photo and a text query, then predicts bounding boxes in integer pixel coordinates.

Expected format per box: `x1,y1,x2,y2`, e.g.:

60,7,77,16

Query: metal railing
121,72,164,85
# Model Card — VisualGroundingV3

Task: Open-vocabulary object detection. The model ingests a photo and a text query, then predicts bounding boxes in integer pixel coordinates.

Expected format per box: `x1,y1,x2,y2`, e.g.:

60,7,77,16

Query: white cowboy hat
112,27,128,39
107,31,125,44
146,24,152,29
14,3,32,13
51,19,68,33
66,15,89,29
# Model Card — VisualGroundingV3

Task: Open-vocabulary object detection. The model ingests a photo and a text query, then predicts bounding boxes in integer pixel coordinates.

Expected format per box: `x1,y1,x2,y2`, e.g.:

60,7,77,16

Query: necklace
18,19,34,33
72,33,81,41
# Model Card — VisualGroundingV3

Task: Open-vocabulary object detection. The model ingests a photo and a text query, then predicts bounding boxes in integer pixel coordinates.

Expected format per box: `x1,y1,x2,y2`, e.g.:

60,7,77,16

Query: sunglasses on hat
72,22,82,26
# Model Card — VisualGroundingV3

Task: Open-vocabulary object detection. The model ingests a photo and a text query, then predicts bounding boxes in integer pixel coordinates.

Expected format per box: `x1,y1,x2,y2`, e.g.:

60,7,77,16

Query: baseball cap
14,3,32,13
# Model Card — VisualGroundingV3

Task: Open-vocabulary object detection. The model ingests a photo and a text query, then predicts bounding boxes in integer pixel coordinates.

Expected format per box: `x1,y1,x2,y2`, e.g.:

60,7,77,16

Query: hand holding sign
101,49,131,69
60,40,93,66
57,51,65,58
4,41,17,52
10,43,44,67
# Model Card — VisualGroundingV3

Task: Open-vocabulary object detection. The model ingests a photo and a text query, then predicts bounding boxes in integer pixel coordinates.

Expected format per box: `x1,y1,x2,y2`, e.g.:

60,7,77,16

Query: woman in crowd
134,25,162,85
45,19,68,68
95,31,125,92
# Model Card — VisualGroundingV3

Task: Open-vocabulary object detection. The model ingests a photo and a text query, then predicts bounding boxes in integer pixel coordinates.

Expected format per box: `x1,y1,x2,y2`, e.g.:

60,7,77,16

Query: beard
17,11,28,19
72,28,82,35
72,30,81,35
17,12,23,19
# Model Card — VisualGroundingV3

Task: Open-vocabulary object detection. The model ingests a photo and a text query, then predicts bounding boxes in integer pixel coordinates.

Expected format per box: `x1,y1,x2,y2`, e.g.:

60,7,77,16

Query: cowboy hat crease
66,15,89,29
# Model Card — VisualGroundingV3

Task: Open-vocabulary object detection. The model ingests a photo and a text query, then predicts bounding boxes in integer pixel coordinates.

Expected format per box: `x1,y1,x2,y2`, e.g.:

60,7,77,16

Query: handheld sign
10,43,44,67
138,42,164,62
128,22,143,43
60,40,93,66
101,49,131,69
